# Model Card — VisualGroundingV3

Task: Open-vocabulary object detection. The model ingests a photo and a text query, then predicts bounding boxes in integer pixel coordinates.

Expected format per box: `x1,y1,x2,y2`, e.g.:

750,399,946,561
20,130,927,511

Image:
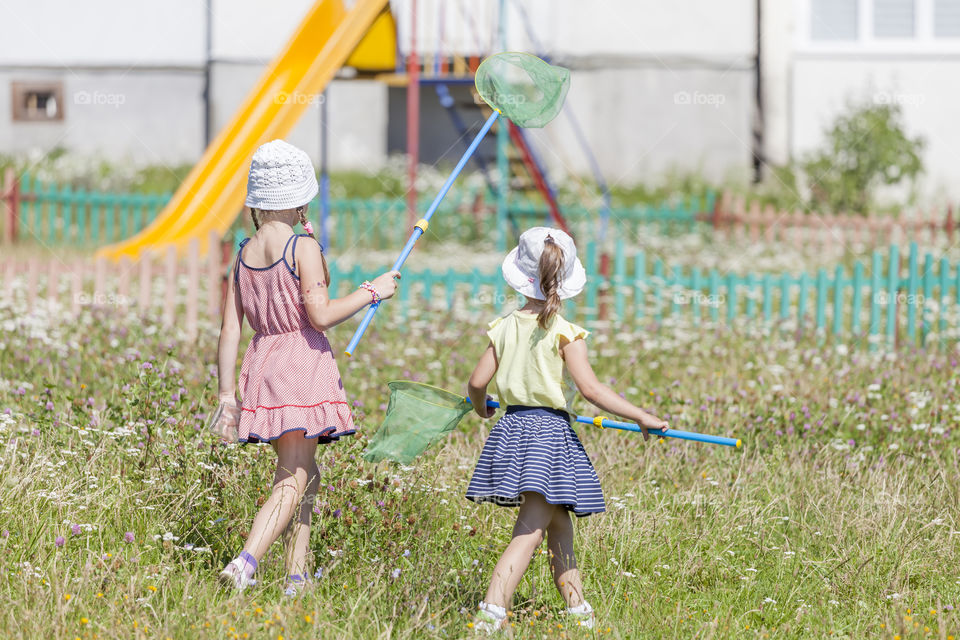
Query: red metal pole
11,171,19,244
712,191,722,230
1,169,9,243
2,168,18,244
947,204,955,245
406,0,420,229
506,121,570,235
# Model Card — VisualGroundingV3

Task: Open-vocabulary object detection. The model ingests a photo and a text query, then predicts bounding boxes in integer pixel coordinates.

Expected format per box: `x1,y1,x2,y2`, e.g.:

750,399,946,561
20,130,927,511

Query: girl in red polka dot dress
214,140,400,594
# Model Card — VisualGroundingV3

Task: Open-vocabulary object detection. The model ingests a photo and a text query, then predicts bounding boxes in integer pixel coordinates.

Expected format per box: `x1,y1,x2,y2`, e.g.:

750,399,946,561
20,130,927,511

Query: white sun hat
501,227,586,300
244,139,319,211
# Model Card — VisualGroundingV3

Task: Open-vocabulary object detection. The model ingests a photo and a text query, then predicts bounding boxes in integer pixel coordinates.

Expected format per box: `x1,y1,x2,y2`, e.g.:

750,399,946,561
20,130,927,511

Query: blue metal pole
319,89,330,250
471,398,741,448
495,0,509,252
572,414,741,448
344,110,501,356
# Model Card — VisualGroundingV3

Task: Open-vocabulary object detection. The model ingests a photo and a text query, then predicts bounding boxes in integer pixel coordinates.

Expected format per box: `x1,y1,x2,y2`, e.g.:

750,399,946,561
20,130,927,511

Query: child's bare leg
484,492,556,609
546,507,584,608
240,433,317,561
281,460,321,577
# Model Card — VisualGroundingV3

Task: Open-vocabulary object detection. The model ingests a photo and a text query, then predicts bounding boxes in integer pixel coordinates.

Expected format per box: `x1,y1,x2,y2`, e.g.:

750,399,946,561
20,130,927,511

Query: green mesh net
362,381,472,465
475,52,570,128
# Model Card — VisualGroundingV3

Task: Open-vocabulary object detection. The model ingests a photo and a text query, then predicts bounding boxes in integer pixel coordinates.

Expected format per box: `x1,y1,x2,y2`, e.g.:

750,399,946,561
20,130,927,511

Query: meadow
1,252,959,640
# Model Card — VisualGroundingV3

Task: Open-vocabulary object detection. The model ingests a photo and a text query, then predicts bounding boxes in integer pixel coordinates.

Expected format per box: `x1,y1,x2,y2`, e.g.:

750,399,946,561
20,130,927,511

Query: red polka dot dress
233,234,355,445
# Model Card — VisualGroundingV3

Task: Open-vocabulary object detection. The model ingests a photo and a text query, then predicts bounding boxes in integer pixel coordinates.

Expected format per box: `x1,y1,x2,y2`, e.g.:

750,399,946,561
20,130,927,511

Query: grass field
1,281,959,639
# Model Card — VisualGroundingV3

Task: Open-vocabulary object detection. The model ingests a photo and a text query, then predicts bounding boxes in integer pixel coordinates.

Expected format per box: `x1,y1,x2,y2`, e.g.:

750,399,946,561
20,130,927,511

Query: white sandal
566,601,595,629
217,562,256,592
282,574,315,597
472,602,506,635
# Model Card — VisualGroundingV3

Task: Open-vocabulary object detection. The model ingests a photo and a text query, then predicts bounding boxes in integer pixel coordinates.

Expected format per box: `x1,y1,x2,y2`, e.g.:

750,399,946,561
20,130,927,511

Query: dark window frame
11,81,65,122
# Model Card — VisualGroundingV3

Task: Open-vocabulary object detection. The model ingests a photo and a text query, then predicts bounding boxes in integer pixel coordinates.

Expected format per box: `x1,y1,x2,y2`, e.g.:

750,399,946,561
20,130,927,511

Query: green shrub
802,101,925,214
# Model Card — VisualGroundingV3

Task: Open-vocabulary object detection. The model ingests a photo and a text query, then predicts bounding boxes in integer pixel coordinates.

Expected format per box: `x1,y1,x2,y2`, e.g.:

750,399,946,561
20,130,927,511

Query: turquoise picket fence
506,192,713,242
620,241,959,345
324,241,959,346
12,173,712,249
317,192,712,251
17,173,170,246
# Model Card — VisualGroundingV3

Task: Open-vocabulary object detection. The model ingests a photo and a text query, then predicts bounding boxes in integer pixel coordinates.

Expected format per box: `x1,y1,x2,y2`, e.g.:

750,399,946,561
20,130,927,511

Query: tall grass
0,288,957,639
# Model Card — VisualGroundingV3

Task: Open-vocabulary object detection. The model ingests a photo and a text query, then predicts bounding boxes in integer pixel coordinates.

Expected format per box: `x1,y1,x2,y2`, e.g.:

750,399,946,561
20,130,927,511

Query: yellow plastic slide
97,0,393,261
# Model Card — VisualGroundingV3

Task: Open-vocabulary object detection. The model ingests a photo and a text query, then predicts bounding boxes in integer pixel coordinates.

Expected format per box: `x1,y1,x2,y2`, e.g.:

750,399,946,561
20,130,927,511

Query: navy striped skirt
465,406,605,517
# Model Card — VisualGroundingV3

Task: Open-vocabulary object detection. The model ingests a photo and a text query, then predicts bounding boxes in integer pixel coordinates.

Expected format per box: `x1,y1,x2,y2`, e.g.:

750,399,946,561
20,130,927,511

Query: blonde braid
297,206,330,286
537,236,564,329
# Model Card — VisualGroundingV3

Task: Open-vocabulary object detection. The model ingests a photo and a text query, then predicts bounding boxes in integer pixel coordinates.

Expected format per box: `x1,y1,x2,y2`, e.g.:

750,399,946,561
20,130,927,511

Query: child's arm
296,240,399,331
217,264,244,404
561,337,668,440
467,343,498,418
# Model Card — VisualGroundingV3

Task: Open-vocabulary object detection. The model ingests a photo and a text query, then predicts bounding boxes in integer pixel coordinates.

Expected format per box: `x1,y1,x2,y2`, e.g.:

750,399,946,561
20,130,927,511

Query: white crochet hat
501,227,586,300
244,139,318,211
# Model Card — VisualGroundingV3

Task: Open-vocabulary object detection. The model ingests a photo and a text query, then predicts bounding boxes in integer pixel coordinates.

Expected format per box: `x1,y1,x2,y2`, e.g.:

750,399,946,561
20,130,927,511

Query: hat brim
501,247,586,301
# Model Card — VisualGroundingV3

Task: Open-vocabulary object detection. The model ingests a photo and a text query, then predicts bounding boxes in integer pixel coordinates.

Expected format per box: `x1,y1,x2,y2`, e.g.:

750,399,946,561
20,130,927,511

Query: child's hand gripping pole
468,397,741,448
344,110,501,357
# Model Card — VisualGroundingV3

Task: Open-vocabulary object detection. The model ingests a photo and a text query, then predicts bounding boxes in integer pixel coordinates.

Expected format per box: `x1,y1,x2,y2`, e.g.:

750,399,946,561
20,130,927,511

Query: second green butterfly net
362,381,474,464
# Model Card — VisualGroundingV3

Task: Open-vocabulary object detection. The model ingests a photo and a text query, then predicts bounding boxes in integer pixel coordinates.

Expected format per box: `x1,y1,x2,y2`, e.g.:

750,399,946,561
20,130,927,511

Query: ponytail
537,236,564,329
298,207,331,287
250,207,260,230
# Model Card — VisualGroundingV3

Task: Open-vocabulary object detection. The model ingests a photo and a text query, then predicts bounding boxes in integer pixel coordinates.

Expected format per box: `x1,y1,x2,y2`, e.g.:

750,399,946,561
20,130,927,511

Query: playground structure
344,51,573,356
93,0,611,263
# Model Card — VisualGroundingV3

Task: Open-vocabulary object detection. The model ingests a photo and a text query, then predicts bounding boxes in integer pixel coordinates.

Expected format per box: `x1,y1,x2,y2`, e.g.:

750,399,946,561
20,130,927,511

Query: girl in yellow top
465,227,667,633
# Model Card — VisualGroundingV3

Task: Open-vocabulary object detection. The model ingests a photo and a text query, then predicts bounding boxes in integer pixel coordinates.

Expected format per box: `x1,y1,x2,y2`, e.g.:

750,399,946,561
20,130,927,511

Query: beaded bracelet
359,281,381,305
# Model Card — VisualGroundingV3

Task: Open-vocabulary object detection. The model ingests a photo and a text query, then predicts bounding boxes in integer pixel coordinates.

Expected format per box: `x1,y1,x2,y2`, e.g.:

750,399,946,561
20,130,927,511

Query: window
875,0,915,37
807,0,960,46
811,0,859,40
935,0,960,36
11,82,64,122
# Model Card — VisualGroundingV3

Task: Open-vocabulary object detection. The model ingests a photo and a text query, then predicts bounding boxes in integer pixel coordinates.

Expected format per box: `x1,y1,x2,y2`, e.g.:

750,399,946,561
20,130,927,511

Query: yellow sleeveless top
486,310,589,414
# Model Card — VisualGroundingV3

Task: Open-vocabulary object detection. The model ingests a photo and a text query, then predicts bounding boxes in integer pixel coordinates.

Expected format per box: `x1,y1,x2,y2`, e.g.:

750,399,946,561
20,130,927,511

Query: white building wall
211,0,316,62
0,0,205,163
1,0,757,183
211,64,388,170
527,67,754,186
0,0,204,65
791,57,960,203
515,0,755,59
9,0,955,203
393,0,755,59
393,0,759,185
207,0,756,64
784,0,960,202
0,69,204,164
505,0,758,185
